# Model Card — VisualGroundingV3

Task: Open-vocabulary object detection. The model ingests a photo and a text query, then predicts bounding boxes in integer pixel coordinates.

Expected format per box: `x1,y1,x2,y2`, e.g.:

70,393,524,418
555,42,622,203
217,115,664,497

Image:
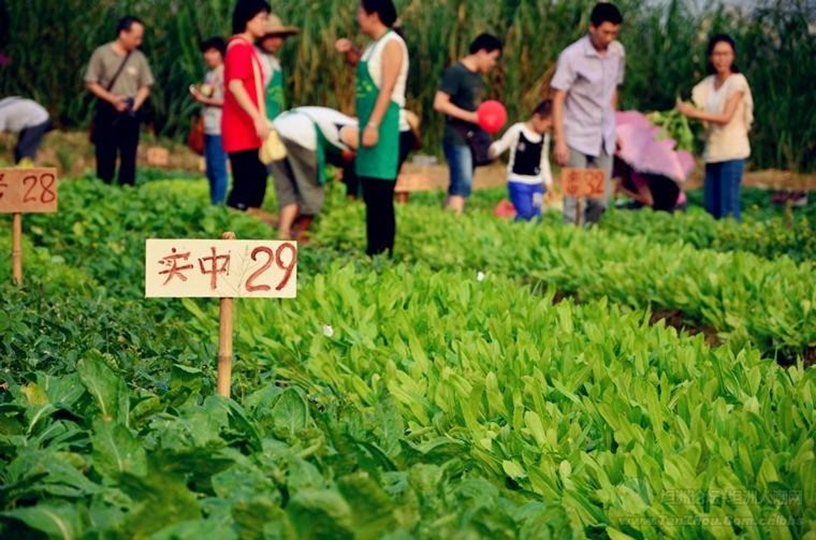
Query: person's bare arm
552,90,569,166
433,91,479,124
678,92,743,126
612,89,619,111
335,38,363,67
133,86,151,111
229,79,269,139
340,126,359,150
362,40,402,148
86,82,127,112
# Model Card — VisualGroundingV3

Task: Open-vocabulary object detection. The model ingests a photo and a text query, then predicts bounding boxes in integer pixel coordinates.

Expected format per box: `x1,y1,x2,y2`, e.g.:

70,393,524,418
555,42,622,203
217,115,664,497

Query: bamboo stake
575,197,584,227
217,231,236,398
12,213,22,286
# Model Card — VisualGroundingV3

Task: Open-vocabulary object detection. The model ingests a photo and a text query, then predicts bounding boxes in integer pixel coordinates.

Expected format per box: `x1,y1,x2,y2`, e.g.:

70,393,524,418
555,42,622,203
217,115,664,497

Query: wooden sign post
560,168,606,226
0,168,59,285
218,232,236,398
145,235,297,398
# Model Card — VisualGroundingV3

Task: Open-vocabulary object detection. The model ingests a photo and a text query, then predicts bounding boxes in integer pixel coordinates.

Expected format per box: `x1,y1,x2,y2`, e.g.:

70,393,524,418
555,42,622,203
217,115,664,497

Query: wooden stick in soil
575,197,584,227
12,213,22,286
217,231,236,398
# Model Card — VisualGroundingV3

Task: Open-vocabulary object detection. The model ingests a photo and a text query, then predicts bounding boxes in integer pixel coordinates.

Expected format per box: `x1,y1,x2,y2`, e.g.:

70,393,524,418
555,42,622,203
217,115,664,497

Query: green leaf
77,357,123,423
118,470,202,537
337,472,397,540
271,388,310,437
90,418,147,482
502,460,527,480
151,518,238,540
374,392,405,458
287,488,353,540
1,504,83,540
232,498,295,540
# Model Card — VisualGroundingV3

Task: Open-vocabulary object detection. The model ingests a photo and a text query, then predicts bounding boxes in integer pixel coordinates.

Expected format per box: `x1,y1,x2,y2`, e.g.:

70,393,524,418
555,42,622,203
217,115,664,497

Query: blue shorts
443,142,474,198
508,181,545,221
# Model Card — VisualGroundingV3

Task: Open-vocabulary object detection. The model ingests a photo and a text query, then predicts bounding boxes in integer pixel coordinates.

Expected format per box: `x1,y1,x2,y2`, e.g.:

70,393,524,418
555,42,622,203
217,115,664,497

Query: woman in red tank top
222,0,271,211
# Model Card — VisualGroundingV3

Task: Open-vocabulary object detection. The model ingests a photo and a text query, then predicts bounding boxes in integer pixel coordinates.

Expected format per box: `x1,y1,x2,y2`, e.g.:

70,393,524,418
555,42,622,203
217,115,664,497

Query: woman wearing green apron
355,0,408,256
256,14,298,121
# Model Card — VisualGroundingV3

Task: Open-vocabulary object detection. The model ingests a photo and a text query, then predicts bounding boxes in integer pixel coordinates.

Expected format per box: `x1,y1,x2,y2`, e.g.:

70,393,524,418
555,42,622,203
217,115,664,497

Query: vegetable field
0,175,814,539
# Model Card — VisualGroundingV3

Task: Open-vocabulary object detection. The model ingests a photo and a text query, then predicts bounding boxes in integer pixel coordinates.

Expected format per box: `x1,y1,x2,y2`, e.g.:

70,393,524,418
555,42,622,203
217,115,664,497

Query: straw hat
263,14,299,38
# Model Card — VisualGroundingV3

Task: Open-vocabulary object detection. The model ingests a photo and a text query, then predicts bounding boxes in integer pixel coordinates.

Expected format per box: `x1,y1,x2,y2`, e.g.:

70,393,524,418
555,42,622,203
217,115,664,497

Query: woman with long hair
677,34,753,221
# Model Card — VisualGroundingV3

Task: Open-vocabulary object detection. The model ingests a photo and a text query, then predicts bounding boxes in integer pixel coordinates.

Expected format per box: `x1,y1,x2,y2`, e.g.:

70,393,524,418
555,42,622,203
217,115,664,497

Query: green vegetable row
314,202,816,358
600,208,816,265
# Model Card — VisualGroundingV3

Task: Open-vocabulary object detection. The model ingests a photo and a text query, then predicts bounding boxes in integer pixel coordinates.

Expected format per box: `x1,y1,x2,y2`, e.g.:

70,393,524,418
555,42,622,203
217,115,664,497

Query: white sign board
145,239,297,298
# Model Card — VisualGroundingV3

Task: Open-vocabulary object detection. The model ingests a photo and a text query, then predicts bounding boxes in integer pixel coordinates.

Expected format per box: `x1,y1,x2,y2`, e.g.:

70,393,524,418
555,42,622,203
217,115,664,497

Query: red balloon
478,100,507,135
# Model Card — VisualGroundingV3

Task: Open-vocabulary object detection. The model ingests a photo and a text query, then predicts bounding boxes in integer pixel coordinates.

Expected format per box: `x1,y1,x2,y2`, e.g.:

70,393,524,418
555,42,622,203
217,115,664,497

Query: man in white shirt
0,97,52,165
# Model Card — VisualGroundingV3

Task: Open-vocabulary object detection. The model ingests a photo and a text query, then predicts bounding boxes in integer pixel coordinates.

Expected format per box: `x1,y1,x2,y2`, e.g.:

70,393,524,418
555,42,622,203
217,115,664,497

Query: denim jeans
443,142,474,197
508,181,545,221
204,134,228,205
704,159,744,221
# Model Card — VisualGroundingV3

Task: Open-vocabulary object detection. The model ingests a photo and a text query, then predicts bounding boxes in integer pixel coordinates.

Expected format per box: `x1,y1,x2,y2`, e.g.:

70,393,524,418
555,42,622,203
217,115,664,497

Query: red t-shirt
222,37,262,154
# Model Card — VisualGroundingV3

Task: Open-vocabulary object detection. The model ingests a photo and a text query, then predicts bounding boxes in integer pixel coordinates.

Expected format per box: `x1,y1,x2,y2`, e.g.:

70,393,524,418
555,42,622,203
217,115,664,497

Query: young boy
190,37,227,205
489,100,554,221
434,33,503,215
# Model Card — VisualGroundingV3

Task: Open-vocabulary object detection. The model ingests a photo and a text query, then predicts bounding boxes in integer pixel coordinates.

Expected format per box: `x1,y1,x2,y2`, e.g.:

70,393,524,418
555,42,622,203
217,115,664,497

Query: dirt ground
2,131,814,192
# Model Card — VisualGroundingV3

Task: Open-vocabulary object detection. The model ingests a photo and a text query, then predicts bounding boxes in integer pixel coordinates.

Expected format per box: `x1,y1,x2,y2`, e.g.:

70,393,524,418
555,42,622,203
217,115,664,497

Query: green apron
266,67,285,120
355,32,400,180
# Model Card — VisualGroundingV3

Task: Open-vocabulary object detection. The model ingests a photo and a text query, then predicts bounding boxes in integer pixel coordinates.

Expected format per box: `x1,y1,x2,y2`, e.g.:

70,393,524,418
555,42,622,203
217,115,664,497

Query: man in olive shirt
85,16,154,186
434,33,502,214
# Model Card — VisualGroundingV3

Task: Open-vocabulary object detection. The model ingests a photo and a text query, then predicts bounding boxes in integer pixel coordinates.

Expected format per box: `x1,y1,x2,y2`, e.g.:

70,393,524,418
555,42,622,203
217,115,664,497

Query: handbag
249,46,286,164
187,116,205,155
453,121,494,167
89,51,133,144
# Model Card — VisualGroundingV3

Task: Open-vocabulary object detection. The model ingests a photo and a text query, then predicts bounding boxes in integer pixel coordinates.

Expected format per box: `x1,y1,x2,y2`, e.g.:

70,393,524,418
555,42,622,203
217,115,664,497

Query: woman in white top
353,0,409,256
677,34,753,221
334,20,417,200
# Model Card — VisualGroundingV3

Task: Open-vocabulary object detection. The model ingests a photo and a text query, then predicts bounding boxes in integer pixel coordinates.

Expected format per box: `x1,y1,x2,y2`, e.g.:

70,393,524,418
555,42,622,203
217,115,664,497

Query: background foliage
0,0,814,171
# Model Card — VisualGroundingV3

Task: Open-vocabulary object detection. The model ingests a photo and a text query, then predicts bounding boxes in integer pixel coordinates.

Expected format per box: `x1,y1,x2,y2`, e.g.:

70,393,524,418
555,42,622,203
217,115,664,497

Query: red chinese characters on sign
158,248,194,285
145,240,298,299
198,247,232,290
0,168,59,214
560,168,606,198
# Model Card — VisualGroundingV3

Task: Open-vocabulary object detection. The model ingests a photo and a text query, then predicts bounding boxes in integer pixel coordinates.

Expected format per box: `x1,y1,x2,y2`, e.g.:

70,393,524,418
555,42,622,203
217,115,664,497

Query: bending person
0,97,52,166
270,107,358,240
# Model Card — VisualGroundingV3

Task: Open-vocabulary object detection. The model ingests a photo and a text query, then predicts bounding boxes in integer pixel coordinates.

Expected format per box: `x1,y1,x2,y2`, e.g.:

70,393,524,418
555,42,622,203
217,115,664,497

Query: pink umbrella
615,111,695,183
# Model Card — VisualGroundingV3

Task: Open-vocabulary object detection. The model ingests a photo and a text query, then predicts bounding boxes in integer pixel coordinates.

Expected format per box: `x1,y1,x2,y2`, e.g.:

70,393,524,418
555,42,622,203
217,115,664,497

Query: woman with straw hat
256,14,299,122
